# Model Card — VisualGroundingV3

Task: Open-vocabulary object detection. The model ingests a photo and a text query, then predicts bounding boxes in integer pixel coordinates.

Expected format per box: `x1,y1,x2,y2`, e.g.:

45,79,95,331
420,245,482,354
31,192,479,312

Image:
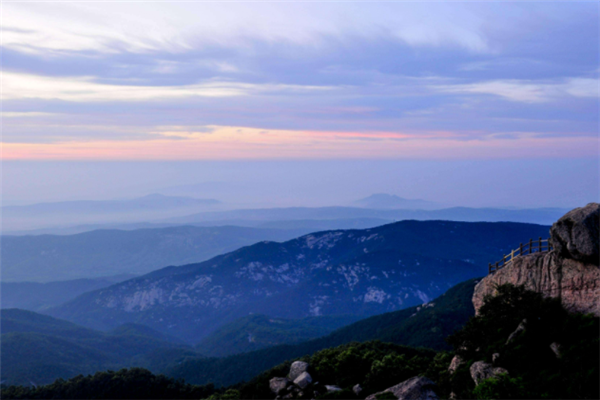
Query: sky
1,1,599,207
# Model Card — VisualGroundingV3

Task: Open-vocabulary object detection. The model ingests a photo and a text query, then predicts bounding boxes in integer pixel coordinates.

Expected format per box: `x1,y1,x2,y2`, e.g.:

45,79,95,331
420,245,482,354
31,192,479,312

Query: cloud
2,72,333,102
3,2,499,57
1,112,59,118
1,2,597,159
433,78,599,103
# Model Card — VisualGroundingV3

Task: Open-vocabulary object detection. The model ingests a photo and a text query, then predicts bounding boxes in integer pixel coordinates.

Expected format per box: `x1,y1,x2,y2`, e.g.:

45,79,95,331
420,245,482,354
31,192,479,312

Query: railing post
519,243,523,256
510,249,514,261
529,238,533,254
539,237,542,252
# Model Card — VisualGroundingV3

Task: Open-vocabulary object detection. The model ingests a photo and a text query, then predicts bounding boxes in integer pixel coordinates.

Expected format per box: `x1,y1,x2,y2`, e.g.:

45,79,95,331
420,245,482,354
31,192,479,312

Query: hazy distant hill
164,205,568,226
0,309,193,386
4,217,392,236
48,220,549,343
2,194,222,232
1,226,310,282
1,275,135,311
354,194,440,209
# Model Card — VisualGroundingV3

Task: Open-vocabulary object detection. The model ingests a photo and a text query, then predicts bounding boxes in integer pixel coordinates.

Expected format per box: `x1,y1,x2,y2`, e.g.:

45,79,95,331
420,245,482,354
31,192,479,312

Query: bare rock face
470,361,508,386
550,203,600,265
473,204,600,316
365,376,438,400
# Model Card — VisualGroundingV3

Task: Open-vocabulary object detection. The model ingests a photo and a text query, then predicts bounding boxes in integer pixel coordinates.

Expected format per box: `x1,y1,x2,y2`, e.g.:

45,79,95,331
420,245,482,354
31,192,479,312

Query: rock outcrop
365,376,438,400
325,385,341,392
470,361,508,385
448,355,463,374
473,203,600,316
550,342,562,358
550,203,599,264
505,319,527,344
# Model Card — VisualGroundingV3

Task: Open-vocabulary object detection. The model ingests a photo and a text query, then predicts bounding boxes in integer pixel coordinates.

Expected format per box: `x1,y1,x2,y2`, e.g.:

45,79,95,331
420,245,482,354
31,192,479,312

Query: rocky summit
47,220,550,343
473,203,600,316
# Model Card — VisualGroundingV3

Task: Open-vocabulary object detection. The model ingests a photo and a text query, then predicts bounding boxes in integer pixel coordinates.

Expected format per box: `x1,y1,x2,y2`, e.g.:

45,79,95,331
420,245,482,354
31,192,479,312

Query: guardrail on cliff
488,237,553,274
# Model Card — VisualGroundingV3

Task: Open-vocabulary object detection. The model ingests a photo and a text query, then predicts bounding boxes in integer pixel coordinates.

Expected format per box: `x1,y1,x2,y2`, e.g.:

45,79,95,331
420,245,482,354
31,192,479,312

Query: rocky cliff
473,203,600,316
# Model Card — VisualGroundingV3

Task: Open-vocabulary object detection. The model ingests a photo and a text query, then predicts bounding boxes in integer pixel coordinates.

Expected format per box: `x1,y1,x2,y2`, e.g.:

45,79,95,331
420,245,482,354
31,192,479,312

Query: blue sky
1,2,598,207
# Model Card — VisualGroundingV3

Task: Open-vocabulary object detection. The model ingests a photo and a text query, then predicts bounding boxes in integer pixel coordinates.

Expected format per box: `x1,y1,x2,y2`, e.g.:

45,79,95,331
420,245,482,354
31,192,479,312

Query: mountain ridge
46,220,550,343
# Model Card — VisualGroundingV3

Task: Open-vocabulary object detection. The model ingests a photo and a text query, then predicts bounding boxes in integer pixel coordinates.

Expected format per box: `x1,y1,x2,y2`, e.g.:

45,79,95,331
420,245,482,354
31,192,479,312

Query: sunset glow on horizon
2,2,598,208
3,125,598,161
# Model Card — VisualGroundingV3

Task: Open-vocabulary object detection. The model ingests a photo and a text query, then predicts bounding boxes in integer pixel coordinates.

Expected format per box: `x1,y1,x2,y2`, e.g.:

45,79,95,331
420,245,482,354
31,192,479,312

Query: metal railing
488,237,553,274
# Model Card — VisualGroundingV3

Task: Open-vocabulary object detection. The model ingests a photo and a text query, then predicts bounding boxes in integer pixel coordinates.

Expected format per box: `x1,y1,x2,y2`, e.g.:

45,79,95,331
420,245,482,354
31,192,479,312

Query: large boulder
288,361,309,381
550,203,600,265
470,361,508,385
293,372,312,389
365,376,438,400
270,377,291,395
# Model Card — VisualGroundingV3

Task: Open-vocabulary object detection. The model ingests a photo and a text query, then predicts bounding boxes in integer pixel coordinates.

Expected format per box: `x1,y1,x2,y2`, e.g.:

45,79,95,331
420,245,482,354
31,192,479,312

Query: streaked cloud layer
2,2,598,160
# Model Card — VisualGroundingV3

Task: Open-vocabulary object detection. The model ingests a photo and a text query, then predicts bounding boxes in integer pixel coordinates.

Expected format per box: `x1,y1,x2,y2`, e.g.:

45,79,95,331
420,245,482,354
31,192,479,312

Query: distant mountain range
1,225,312,282
2,194,223,232
162,205,568,226
3,200,567,235
46,220,550,344
4,218,391,237
354,194,441,210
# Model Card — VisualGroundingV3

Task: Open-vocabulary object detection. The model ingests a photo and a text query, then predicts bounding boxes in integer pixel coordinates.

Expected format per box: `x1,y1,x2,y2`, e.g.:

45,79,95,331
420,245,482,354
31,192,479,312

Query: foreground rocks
288,361,309,381
506,319,527,344
269,377,291,396
269,361,349,399
469,361,508,385
365,376,438,400
473,203,600,316
448,355,463,374
293,372,312,389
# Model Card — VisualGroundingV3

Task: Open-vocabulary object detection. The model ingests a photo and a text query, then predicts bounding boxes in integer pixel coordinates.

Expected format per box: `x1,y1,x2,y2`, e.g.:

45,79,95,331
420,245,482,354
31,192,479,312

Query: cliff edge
473,203,599,316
